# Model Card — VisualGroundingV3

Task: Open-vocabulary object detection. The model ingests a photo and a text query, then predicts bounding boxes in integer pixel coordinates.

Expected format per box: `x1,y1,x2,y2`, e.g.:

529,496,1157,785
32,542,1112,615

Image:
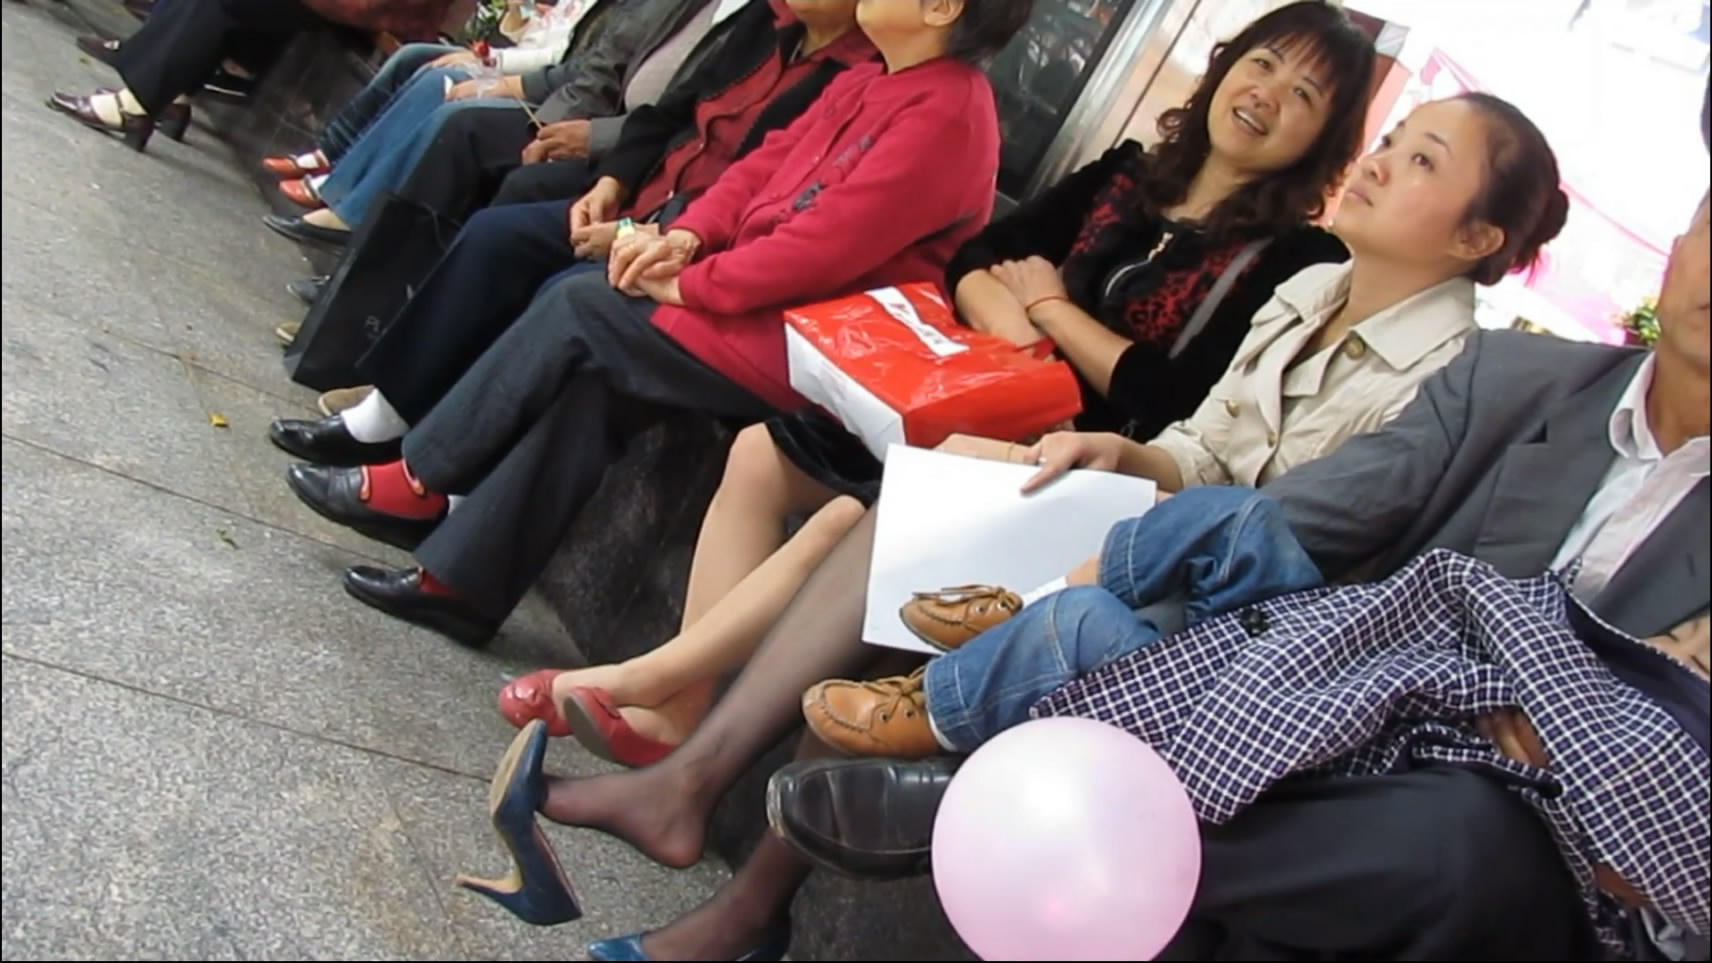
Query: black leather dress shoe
269,414,400,467
344,566,499,647
263,213,349,249
766,756,960,880
285,463,441,550
286,275,329,306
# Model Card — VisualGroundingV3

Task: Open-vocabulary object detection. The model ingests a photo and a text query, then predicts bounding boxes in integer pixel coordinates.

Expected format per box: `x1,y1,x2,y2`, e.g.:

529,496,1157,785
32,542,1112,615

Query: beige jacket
1152,261,1478,489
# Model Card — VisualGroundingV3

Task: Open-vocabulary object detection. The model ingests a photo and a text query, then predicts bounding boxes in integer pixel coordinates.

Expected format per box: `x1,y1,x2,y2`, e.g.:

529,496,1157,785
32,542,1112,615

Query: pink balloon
931,718,1201,961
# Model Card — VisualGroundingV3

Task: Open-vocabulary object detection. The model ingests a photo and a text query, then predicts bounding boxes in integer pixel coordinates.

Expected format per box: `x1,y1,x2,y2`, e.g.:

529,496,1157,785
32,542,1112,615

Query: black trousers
388,104,544,226
490,157,596,207
113,0,322,114
399,268,774,620
1157,766,1604,960
357,199,581,422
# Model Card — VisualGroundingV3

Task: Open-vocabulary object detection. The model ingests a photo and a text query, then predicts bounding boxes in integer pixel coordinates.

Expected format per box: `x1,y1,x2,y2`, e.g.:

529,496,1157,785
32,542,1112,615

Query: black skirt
765,409,885,507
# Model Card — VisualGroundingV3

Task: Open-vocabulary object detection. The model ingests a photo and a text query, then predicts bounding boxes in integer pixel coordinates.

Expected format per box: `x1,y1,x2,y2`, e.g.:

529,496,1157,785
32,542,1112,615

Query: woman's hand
935,433,1038,465
445,74,524,102
990,256,1069,311
633,274,684,306
609,229,701,293
568,177,625,240
571,221,654,260
1020,431,1131,493
429,49,480,69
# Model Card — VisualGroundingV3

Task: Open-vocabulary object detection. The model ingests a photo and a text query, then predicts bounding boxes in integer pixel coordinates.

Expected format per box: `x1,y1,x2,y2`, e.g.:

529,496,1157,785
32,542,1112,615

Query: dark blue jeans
316,42,462,160
922,487,1324,750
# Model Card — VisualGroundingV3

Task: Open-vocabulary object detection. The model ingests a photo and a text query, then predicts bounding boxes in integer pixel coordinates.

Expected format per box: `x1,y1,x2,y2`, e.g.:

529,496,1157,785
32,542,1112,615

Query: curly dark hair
1145,1,1376,241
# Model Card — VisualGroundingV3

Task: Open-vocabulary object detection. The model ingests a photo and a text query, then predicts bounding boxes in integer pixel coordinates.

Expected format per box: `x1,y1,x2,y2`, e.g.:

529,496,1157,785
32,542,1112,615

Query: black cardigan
593,1,864,202
946,141,1351,441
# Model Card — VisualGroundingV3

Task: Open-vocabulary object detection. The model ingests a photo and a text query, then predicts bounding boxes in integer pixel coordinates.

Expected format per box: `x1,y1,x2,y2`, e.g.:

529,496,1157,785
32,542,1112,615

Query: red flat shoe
278,177,323,209
497,669,572,738
559,686,676,769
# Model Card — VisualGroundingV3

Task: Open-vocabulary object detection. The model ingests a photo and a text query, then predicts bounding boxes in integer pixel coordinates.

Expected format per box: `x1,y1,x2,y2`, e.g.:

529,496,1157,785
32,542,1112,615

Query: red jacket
657,56,1002,411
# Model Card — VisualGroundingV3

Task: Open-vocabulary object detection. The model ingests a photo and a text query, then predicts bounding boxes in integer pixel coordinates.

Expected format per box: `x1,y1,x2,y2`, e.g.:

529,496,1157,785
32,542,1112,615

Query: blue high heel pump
454,720,583,926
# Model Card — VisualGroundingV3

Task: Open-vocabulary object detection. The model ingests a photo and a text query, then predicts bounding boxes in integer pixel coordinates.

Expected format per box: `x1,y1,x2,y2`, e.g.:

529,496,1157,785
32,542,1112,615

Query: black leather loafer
284,463,440,550
268,414,399,467
766,756,960,880
344,566,499,647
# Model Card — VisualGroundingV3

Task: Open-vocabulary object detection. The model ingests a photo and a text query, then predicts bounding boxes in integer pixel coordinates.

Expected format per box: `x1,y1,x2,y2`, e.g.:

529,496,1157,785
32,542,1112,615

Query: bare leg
542,426,848,740
536,507,883,869
554,496,867,743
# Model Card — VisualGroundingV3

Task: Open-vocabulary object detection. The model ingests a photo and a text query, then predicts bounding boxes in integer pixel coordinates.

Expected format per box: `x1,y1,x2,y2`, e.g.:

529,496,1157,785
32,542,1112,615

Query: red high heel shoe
558,687,676,769
497,669,573,737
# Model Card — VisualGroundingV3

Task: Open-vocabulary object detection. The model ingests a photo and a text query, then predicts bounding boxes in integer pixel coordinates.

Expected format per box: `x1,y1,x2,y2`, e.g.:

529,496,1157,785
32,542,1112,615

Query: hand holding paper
864,445,1158,653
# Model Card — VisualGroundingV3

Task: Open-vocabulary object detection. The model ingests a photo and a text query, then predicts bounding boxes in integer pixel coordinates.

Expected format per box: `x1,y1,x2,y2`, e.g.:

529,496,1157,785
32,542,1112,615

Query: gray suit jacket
523,0,722,150
1264,330,1710,639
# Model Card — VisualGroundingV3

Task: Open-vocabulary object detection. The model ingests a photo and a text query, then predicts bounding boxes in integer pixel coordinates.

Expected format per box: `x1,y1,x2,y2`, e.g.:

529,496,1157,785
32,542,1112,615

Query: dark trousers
490,158,596,207
389,103,543,225
400,269,775,619
1158,766,1603,960
112,0,322,114
357,199,581,422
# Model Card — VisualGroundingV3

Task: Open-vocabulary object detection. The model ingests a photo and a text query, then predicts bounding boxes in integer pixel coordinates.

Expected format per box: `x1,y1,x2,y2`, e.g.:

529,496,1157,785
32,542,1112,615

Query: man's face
1654,192,1711,373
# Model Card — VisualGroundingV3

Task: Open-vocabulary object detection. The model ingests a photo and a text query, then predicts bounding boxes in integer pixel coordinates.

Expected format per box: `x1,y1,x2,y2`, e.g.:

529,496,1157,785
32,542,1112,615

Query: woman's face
1332,98,1501,271
1205,41,1334,174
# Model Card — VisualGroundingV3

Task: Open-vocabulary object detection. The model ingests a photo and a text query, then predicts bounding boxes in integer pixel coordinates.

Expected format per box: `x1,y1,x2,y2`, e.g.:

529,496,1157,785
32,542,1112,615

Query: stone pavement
0,3,731,958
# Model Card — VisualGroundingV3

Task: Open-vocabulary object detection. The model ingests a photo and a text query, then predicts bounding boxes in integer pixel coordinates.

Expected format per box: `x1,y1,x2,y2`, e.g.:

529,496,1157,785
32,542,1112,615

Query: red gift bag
784,283,1083,459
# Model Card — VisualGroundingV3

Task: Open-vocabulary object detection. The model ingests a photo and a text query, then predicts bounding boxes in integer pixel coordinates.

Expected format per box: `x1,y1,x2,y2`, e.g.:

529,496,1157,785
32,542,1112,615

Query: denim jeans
315,66,514,225
922,487,1325,751
317,42,462,160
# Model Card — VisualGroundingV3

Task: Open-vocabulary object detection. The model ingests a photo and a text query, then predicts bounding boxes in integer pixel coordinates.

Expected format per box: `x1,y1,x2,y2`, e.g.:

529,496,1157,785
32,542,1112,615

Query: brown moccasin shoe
802,668,940,759
899,585,1023,652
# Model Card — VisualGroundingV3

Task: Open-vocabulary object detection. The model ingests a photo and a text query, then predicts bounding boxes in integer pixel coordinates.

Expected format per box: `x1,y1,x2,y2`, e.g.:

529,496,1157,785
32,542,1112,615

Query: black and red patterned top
945,140,1349,441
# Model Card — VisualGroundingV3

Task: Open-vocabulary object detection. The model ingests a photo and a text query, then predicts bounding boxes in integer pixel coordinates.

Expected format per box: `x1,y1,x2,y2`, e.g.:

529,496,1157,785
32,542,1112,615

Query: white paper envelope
863,444,1159,653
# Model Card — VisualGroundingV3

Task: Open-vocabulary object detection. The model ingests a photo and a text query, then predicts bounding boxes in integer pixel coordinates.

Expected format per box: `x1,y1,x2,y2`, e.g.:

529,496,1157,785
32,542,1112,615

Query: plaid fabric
1032,548,1709,954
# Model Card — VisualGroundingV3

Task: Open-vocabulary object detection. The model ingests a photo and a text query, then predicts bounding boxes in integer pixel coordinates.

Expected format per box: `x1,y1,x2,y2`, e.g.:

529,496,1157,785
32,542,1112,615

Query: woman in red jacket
277,0,1035,658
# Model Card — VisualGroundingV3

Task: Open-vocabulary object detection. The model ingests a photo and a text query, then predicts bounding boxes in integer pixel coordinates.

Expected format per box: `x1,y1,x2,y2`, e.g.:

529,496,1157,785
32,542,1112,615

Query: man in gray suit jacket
763,95,1712,960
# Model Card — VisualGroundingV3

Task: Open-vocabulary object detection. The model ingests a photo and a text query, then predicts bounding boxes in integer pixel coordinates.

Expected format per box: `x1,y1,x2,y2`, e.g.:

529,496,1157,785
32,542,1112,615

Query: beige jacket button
1224,399,1241,417
1343,337,1369,360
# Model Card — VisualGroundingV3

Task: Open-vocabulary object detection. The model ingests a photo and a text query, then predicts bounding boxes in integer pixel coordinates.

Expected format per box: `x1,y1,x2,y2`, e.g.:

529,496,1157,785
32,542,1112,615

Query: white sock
1018,576,1068,608
306,172,329,193
295,150,325,169
340,390,408,443
447,495,465,514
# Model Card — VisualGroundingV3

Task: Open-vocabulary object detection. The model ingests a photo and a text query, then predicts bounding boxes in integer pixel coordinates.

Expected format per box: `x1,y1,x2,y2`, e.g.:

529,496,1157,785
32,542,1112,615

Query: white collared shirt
1551,355,1712,597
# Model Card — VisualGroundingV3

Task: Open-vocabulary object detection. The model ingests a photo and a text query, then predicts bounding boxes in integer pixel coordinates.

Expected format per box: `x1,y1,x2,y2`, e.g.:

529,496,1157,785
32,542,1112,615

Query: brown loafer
899,585,1022,652
802,668,940,759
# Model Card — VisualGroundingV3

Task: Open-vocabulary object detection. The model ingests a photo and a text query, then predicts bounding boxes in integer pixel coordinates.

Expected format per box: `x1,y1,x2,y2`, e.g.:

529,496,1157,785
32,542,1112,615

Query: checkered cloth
1032,548,1709,953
